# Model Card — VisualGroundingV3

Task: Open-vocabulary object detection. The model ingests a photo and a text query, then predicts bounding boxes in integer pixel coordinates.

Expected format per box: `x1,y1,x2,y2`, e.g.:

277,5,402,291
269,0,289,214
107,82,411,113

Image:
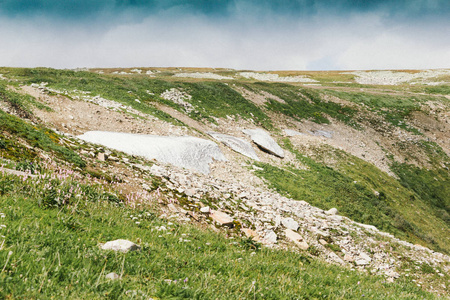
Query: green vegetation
183,82,272,128
392,163,449,225
0,68,272,128
425,85,450,95
242,82,358,126
0,170,436,299
254,140,449,253
325,90,439,133
0,110,85,168
0,83,51,119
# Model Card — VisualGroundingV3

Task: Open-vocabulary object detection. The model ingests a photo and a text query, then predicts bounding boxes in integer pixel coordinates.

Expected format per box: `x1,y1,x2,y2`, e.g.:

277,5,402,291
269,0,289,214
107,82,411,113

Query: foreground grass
0,172,436,299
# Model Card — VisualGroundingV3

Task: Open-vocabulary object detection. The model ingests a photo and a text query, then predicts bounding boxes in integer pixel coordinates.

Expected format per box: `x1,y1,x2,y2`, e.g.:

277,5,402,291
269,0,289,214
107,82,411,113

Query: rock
105,272,120,280
285,229,309,250
242,129,284,158
210,210,234,227
357,223,378,232
97,152,106,161
355,252,372,266
150,165,168,177
241,228,260,241
200,206,211,214
325,208,338,215
283,129,305,137
281,217,299,231
0,167,37,178
101,239,140,253
344,254,354,262
319,239,328,245
78,132,227,174
309,130,333,138
261,230,277,245
385,270,400,278
207,132,260,161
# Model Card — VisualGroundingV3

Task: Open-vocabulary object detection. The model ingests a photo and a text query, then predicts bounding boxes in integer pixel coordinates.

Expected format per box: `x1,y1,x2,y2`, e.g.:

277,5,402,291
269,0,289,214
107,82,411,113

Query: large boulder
207,131,260,161
78,131,227,174
242,129,284,158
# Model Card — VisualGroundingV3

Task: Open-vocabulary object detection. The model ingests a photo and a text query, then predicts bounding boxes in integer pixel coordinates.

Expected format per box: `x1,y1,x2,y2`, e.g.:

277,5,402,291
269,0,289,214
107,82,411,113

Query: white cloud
0,13,448,70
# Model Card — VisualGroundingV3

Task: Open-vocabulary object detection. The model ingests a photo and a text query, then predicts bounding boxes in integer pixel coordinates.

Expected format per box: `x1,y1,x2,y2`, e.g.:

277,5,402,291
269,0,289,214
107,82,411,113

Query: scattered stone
150,165,168,177
281,217,299,231
210,211,234,227
105,272,120,280
241,228,260,241
355,252,372,266
242,129,284,158
319,239,328,245
344,254,354,262
284,129,305,137
309,130,333,138
97,152,106,161
385,270,400,278
0,167,37,178
285,229,309,250
207,131,260,161
101,239,140,253
200,206,211,214
325,208,338,215
261,230,277,245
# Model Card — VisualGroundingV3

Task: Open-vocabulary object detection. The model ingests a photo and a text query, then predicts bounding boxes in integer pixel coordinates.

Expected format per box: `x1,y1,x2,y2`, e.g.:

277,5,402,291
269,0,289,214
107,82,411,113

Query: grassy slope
0,69,449,297
254,140,449,253
0,172,435,299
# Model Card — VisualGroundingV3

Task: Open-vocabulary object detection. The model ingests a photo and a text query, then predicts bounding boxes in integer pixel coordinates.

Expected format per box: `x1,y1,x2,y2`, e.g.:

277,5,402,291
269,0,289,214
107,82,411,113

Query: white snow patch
78,131,227,174
350,69,450,85
239,72,319,83
174,72,233,80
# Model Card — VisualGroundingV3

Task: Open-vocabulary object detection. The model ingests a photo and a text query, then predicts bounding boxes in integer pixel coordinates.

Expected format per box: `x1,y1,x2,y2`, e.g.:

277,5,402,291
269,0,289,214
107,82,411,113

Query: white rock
325,208,338,215
101,239,140,253
200,206,210,213
242,129,284,158
281,217,299,231
284,129,305,137
207,131,260,161
78,132,227,174
210,210,234,226
355,252,372,266
261,230,277,245
105,272,120,280
285,229,309,250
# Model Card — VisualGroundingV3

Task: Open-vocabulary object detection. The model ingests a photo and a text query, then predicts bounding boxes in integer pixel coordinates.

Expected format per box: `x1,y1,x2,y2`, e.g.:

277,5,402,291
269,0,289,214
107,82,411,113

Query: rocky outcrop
140,162,449,280
78,131,227,174
207,131,260,161
242,129,284,158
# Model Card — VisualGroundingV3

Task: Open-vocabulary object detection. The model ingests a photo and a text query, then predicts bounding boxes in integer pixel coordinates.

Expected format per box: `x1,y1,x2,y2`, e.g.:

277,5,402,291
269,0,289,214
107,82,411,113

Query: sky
0,0,449,70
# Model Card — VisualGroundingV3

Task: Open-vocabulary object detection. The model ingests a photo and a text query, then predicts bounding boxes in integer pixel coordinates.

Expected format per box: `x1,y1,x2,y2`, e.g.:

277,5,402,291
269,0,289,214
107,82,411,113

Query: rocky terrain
0,67,449,298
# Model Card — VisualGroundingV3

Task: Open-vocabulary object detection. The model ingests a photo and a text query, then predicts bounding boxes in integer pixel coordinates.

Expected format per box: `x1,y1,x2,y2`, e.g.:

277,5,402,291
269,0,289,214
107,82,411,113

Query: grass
425,85,450,95
324,90,439,134
391,162,450,225
253,140,449,254
0,68,273,129
0,170,437,299
241,82,358,127
0,109,85,168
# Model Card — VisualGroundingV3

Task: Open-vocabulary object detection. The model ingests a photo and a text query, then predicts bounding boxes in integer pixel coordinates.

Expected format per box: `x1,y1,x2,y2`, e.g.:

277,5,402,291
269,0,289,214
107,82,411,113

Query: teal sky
0,0,449,70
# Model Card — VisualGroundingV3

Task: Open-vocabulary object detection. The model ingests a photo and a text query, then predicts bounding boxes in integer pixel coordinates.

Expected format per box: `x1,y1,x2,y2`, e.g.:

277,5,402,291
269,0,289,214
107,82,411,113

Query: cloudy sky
0,0,449,70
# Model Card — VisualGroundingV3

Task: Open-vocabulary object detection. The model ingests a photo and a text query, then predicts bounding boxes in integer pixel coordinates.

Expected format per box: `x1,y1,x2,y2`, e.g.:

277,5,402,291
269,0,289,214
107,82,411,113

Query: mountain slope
0,67,449,298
